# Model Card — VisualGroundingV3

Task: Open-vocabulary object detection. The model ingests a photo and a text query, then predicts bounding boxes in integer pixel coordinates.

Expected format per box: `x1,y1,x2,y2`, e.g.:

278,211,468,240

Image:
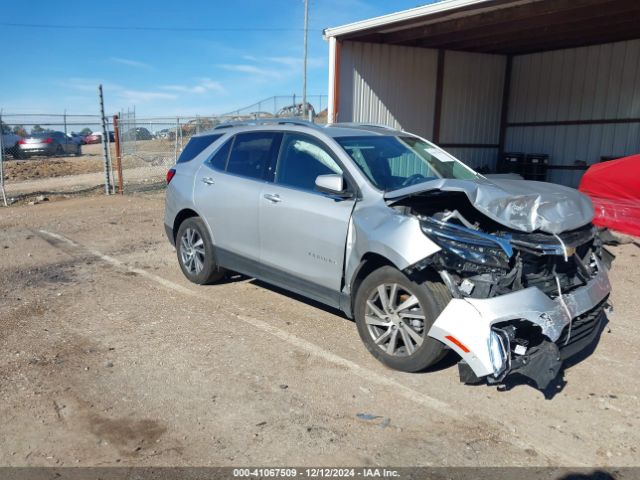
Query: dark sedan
18,131,82,157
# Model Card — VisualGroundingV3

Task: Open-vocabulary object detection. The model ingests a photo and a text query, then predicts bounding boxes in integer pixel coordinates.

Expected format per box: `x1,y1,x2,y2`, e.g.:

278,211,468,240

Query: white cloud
64,76,224,106
267,56,325,68
110,57,153,69
218,64,281,79
117,90,178,103
65,77,122,92
161,78,225,94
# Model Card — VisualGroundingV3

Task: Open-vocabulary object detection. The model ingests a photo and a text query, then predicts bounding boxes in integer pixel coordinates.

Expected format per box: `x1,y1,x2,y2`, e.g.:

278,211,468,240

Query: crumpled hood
385,177,594,234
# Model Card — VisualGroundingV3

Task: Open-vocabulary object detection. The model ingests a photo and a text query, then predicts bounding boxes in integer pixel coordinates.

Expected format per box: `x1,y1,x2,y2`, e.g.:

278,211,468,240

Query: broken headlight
421,217,513,270
488,328,510,379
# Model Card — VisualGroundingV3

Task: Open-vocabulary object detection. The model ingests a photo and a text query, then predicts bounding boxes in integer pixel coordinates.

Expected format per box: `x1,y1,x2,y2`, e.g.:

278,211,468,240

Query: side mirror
315,174,352,198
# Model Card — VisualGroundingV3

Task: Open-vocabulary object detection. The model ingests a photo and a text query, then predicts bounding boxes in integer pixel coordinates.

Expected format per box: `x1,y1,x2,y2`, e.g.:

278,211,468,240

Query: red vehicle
83,133,102,144
579,154,640,237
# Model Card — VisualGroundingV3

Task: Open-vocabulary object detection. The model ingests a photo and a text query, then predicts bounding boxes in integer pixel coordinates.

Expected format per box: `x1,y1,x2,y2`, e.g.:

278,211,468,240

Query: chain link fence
219,94,328,122
0,94,328,204
0,112,114,205
115,94,328,193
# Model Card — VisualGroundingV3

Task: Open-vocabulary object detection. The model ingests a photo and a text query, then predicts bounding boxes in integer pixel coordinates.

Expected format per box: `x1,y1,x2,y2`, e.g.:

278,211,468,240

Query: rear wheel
55,144,64,156
176,217,225,285
354,266,449,372
12,144,26,159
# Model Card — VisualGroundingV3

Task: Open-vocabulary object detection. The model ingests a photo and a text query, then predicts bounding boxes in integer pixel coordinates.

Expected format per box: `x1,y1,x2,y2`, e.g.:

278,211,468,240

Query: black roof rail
326,122,400,131
214,118,320,130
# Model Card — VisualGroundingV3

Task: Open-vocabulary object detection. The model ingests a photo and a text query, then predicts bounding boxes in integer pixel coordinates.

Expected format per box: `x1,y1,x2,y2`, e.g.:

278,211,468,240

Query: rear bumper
428,257,611,386
19,145,55,155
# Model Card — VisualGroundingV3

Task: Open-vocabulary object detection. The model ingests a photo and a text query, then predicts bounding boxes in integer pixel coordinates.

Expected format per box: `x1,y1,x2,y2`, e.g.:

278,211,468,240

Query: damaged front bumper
427,257,611,389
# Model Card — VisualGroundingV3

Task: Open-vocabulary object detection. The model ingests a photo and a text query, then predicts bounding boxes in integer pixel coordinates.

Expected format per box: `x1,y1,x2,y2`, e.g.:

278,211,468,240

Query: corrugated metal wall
339,42,438,137
440,50,506,171
506,39,640,187
338,39,640,187
338,42,505,170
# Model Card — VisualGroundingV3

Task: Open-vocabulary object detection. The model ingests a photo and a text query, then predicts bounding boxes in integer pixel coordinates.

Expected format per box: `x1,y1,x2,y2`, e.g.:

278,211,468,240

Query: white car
164,119,613,391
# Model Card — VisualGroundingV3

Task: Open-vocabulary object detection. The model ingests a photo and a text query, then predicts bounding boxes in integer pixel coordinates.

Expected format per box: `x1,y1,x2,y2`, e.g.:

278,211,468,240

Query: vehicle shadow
220,273,611,398
421,350,461,373
557,471,615,480
221,273,350,319
498,313,610,399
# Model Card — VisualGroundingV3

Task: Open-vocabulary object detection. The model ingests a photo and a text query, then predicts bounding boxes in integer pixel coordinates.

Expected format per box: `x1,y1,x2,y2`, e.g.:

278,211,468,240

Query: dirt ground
2,141,175,197
3,144,106,182
0,193,638,468
3,140,180,183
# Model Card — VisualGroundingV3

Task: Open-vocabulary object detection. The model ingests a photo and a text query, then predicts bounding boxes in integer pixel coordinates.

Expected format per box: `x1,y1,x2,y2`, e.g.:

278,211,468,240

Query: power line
0,22,324,32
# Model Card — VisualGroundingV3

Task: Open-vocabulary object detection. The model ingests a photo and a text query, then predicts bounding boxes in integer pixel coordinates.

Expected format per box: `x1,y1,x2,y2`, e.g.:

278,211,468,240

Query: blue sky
0,0,429,117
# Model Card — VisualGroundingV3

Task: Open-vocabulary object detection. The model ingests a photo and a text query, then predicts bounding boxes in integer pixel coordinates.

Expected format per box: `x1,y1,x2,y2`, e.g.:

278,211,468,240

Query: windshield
336,135,479,191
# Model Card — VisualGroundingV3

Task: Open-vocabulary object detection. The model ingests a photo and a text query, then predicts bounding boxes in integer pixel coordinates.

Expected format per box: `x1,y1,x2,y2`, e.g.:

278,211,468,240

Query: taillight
166,168,176,184
18,139,26,144
42,138,53,144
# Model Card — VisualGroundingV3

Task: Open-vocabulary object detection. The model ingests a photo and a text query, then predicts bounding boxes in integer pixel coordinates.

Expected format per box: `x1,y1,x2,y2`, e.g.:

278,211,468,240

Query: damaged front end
396,192,614,391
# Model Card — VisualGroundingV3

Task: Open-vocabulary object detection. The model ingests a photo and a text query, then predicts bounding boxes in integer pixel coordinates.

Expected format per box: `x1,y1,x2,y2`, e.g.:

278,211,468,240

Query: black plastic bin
600,155,622,162
523,153,549,181
500,152,525,175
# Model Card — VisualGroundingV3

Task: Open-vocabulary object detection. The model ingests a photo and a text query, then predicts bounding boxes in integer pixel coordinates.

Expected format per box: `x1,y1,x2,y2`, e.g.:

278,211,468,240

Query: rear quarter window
177,134,223,164
207,137,232,170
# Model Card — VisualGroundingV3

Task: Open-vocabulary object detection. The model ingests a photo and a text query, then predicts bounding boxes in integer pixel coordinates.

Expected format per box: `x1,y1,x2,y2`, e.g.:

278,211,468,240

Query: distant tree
80,127,92,135
12,125,28,137
0,119,10,134
32,125,45,134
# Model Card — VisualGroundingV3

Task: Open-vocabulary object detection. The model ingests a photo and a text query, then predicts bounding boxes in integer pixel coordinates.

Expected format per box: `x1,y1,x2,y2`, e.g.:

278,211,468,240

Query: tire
354,266,450,372
54,144,64,156
176,217,225,285
75,144,82,156
12,144,26,159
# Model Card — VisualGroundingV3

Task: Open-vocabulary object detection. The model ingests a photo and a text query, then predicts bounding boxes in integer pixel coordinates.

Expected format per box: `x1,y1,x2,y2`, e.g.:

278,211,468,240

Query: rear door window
226,132,281,180
177,134,223,164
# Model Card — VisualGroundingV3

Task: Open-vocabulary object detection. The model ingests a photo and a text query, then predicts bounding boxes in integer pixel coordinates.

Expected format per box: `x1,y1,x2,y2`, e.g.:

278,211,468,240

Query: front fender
344,205,440,293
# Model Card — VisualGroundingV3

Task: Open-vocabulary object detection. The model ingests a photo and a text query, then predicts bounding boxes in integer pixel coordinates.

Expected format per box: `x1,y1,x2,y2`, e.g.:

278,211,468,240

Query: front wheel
354,266,450,372
176,217,225,284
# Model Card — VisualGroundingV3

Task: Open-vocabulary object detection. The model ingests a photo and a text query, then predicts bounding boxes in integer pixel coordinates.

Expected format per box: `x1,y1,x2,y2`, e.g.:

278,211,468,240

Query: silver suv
164,120,613,390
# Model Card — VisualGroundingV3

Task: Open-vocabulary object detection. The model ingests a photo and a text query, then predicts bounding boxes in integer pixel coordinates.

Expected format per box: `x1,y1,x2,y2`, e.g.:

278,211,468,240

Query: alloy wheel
365,283,426,356
180,228,205,275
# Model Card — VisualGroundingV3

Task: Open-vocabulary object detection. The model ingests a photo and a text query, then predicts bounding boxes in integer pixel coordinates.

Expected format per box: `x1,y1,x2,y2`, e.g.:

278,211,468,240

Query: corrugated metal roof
323,0,497,39
324,0,640,55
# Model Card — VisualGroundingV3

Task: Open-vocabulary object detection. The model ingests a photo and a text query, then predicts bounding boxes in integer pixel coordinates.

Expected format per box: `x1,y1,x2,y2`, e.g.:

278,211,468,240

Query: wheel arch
347,252,445,318
172,208,200,243
348,253,397,318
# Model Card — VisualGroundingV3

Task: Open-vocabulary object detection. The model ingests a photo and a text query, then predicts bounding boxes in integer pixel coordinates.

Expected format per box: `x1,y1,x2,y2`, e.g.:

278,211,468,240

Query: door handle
201,177,215,185
263,193,281,203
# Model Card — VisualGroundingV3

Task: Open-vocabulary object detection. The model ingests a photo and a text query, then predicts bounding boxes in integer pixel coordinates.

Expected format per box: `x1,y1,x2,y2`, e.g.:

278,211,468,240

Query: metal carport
323,0,640,187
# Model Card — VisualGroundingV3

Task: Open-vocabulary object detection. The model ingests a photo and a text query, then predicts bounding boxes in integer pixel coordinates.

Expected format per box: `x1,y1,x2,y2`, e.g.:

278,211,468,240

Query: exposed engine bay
391,190,614,390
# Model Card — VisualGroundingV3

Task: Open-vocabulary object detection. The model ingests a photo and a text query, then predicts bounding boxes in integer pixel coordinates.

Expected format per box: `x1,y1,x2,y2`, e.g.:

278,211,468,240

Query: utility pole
302,0,309,119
